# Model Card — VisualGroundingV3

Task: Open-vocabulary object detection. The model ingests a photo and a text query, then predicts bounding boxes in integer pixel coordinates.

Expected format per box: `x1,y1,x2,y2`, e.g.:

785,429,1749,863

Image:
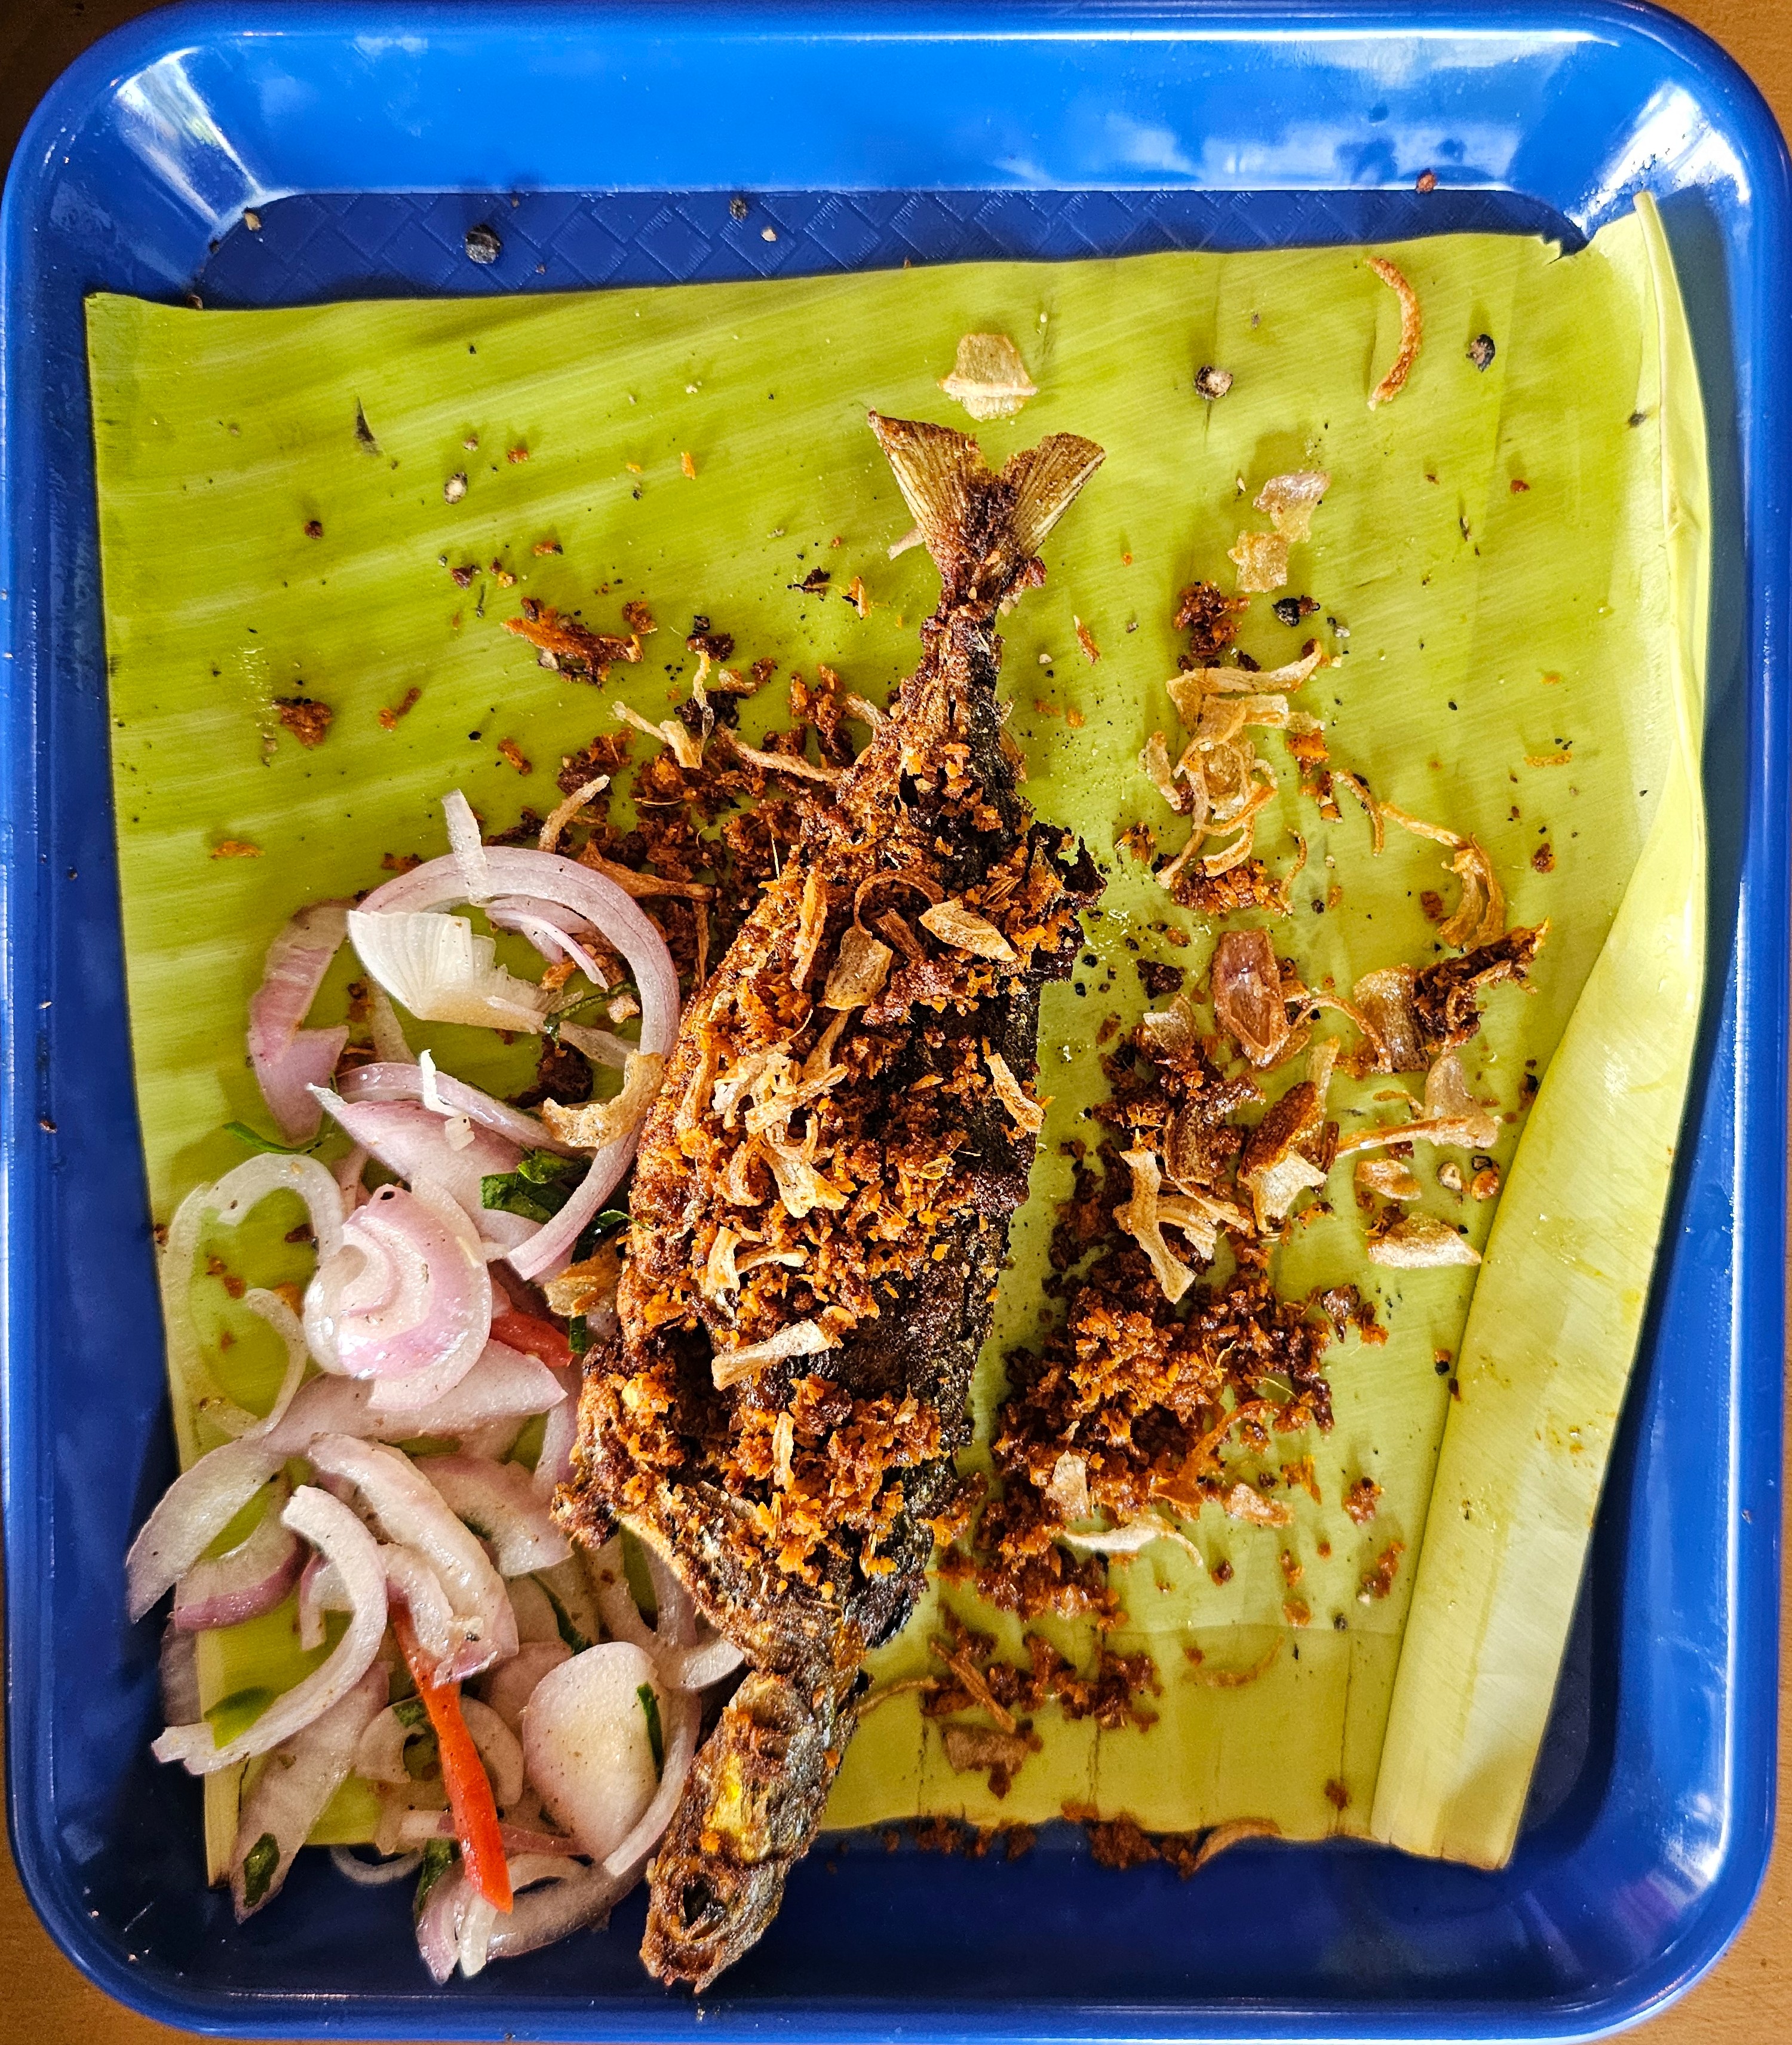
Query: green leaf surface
90,208,1701,1856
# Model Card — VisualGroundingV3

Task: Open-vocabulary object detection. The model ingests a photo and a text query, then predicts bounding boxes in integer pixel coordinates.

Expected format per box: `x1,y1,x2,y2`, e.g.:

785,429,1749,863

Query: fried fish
556,410,1104,1988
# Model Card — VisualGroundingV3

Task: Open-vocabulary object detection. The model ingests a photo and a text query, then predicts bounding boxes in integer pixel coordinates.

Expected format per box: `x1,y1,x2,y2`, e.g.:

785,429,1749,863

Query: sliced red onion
396,1811,581,1857
247,901,352,1144
330,1845,421,1887
508,1575,562,1645
599,1687,699,1880
129,1345,564,1621
303,1181,492,1396
158,1155,346,1443
336,1062,576,1157
229,1664,387,1919
532,1376,579,1500
410,1339,566,1435
355,1697,435,1786
645,1548,697,1649
347,907,553,1034
172,1478,302,1632
486,899,609,986
657,1632,747,1692
421,1455,570,1575
458,1893,501,1979
297,1549,345,1652
381,1543,460,1673
357,844,680,1283
314,1089,535,1253
367,983,415,1064
588,1537,656,1655
443,788,492,903
153,1486,388,1773
205,1287,312,1445
521,1643,664,1860
486,1859,637,1964
159,1620,201,1726
457,1695,524,1808
335,1143,370,1209
415,1863,467,1984
480,1639,571,1732
556,1021,634,1069
305,1436,515,1681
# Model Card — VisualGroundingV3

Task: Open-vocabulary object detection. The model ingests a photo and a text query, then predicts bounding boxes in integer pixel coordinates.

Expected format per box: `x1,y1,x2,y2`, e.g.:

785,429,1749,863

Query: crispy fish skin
557,413,1103,1989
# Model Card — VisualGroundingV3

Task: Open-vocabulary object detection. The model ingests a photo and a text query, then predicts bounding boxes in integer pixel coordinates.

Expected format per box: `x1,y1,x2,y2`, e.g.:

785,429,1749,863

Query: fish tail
642,1667,856,1991
868,411,1103,605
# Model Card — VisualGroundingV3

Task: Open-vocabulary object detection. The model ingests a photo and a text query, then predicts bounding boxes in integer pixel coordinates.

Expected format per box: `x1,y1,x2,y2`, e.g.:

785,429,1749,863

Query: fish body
557,413,1103,1987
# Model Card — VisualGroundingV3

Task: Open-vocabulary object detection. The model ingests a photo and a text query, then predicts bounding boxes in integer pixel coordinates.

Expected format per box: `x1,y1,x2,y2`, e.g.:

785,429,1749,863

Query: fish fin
1003,433,1106,557
868,412,1104,600
866,412,981,571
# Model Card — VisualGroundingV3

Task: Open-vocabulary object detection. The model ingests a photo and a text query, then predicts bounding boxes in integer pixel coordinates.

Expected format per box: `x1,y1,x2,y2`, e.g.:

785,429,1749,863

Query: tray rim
2,3,1787,2041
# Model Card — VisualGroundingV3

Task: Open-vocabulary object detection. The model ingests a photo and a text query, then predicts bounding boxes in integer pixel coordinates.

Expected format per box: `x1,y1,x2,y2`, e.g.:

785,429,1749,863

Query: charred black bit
1468,334,1496,372
464,223,502,265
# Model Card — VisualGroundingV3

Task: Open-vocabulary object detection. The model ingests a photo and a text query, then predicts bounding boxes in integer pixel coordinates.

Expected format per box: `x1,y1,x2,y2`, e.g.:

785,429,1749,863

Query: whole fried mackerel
556,412,1103,1988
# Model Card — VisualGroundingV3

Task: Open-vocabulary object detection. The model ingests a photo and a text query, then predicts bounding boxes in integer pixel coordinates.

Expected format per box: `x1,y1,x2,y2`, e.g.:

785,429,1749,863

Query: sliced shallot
480,1639,572,1732
521,1642,665,1861
171,1478,302,1632
229,1664,386,1919
421,1455,571,1575
314,1087,536,1253
153,1486,388,1773
247,900,352,1145
354,835,680,1282
305,1435,515,1681
303,1180,492,1402
336,1062,576,1156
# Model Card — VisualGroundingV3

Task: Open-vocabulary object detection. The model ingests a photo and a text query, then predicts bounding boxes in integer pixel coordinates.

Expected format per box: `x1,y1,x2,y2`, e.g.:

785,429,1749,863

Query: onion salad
126,792,745,1979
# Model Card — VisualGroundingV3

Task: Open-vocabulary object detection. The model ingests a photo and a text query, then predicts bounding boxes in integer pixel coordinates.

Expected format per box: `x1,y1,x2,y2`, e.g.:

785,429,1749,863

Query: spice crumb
497,738,533,775
378,686,421,731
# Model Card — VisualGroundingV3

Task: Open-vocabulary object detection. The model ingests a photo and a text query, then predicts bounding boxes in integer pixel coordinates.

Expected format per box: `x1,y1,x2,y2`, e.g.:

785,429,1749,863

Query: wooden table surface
2,0,1785,2037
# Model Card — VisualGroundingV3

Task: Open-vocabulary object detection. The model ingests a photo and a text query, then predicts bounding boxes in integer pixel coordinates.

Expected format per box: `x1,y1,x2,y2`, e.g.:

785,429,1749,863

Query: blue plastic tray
2,4,1786,2040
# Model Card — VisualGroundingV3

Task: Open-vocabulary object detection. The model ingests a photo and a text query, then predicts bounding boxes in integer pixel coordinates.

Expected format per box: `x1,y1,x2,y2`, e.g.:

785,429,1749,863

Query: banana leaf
88,199,1704,1862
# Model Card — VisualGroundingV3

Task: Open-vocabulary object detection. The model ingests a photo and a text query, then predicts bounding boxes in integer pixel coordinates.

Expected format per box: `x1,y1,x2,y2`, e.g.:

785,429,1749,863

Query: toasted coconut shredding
1115,1149,1198,1303
1332,771,1383,853
792,868,830,989
1356,1157,1422,1200
1366,255,1423,408
938,333,1040,422
725,733,842,785
1139,731,1189,813
1254,470,1331,542
1060,1517,1204,1566
1238,1081,1330,1231
1223,1482,1293,1528
986,1048,1045,1135
1045,1451,1091,1521
539,774,609,854
710,1317,840,1390
1212,928,1292,1069
505,603,642,680
1366,1213,1481,1268
919,899,1020,963
1228,529,1291,593
613,700,704,771
821,924,894,1010
542,1241,622,1320
539,1051,666,1151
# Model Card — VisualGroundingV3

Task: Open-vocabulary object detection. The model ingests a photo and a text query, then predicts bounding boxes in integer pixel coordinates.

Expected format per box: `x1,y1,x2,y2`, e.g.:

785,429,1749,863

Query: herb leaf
241,1831,280,1908
637,1682,664,1775
536,1575,593,1655
481,1147,586,1222
412,1836,456,1922
225,1121,321,1157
